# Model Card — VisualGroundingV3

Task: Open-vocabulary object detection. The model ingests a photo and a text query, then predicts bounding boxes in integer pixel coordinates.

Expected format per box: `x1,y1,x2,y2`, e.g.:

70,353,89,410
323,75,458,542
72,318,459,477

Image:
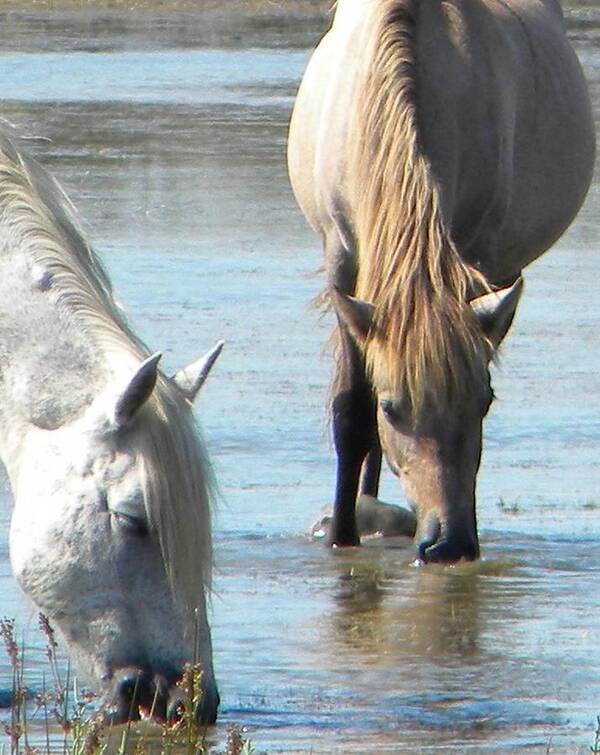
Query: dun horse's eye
380,399,398,423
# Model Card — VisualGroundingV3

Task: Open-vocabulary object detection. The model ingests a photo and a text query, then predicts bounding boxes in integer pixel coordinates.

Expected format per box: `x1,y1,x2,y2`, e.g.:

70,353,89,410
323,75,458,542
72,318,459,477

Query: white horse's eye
108,491,149,537
111,510,149,536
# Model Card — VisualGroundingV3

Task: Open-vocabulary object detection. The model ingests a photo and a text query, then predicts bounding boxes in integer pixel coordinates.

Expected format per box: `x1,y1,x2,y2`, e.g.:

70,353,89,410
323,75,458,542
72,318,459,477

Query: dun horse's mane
0,126,213,618
351,0,491,414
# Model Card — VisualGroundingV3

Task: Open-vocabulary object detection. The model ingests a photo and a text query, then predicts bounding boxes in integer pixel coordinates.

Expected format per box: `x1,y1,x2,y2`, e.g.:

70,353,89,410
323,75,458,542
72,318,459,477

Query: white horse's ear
331,287,375,347
471,276,524,351
172,340,224,402
114,352,161,427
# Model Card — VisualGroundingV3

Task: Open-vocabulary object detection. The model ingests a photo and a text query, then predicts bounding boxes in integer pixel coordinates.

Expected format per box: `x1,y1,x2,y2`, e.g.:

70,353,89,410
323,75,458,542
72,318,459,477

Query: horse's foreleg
324,223,376,546
329,325,377,547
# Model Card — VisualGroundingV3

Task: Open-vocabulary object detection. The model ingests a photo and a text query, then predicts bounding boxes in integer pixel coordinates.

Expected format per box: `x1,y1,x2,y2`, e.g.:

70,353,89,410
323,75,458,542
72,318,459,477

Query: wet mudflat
0,2,600,752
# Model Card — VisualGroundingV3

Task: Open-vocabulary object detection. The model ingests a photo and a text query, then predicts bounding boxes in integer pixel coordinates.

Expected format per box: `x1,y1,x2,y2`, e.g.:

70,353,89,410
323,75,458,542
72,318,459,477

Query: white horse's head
9,343,223,723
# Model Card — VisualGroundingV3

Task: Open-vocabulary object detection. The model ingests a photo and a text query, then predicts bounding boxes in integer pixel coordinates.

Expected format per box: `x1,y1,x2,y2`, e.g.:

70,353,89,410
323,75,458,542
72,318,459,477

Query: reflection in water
393,569,484,659
332,564,389,651
314,554,573,751
330,562,492,663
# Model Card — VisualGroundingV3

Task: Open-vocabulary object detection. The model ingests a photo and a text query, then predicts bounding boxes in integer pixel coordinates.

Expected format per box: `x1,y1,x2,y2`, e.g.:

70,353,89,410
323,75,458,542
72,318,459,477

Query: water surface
0,4,600,753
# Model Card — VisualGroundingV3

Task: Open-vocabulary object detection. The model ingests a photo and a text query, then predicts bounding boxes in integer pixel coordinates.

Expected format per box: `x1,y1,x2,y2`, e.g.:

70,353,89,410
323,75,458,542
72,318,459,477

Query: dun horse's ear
114,352,161,427
471,277,524,351
172,340,224,402
331,287,375,347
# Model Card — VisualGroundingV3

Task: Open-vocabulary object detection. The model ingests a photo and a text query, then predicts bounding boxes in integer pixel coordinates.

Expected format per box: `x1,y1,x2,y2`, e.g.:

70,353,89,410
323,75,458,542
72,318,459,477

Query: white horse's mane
0,124,214,617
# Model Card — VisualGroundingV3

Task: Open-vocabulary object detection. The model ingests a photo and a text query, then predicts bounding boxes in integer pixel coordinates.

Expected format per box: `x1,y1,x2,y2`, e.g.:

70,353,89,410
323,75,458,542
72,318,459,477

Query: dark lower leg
329,455,362,546
359,442,382,498
329,384,377,547
325,229,374,546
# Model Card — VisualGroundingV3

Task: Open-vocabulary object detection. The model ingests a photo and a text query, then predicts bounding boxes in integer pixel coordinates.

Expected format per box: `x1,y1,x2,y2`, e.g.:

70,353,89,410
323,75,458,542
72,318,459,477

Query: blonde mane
0,127,214,616
350,0,491,414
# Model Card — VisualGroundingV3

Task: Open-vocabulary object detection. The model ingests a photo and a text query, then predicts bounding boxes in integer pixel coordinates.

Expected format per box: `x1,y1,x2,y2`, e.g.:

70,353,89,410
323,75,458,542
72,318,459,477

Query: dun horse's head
333,279,522,564
9,343,223,724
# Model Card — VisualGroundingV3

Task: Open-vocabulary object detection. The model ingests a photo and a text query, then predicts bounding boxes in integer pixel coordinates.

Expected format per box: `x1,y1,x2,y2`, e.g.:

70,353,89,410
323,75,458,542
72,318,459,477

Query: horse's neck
0,133,136,483
0,281,106,430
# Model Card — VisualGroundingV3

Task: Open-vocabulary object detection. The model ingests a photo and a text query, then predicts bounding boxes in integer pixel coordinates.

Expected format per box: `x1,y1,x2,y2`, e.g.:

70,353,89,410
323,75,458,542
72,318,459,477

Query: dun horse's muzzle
417,516,479,564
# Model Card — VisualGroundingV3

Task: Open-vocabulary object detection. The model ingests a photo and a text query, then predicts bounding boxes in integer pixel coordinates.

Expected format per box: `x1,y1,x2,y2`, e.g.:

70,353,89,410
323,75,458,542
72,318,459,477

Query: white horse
288,0,595,561
0,124,222,723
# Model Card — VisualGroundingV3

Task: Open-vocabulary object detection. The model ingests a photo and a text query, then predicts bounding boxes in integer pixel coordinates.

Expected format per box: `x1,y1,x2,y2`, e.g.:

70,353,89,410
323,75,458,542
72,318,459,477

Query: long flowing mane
0,125,214,616
350,0,491,415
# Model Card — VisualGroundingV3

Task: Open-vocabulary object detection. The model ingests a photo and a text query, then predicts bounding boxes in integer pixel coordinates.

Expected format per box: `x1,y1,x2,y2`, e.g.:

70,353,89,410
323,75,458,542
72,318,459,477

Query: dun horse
288,0,595,562
0,124,222,722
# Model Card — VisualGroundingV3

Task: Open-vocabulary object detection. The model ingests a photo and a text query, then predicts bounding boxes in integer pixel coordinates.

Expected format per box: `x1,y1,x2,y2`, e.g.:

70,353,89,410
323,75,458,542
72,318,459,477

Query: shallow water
1,4,600,753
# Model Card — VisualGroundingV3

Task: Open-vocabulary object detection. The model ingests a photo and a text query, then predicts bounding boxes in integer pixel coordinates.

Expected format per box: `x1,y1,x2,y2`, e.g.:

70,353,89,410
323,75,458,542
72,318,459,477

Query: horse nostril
419,535,480,564
166,678,220,725
416,515,441,563
112,667,153,722
417,538,436,563
117,672,140,698
167,689,186,723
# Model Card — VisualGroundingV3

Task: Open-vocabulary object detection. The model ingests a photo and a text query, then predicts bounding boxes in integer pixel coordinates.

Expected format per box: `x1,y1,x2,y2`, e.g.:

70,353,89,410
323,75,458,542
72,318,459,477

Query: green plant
1,615,254,754
1,617,26,754
591,716,600,754
496,497,520,515
225,728,255,755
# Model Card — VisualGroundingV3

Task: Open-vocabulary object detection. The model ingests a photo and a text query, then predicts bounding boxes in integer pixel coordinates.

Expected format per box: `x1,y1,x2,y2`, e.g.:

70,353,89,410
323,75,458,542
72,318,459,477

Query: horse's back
415,0,595,280
288,0,595,283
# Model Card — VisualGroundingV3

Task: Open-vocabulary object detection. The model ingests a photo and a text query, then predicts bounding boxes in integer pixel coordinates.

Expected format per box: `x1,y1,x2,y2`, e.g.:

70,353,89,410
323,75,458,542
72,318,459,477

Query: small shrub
1,616,254,755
